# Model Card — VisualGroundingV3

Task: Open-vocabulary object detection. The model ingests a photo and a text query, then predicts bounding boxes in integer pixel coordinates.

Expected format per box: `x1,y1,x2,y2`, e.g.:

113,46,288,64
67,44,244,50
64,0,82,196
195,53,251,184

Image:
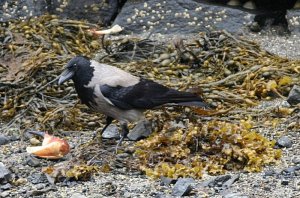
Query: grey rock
0,0,120,25
0,135,10,146
26,156,41,167
102,124,120,139
27,173,48,184
171,178,195,197
292,158,300,164
0,163,11,184
35,183,45,190
0,183,12,190
127,120,152,141
0,191,10,198
222,174,240,189
113,0,254,35
282,166,300,175
201,175,232,188
70,193,87,198
160,176,177,186
287,85,300,105
223,192,249,198
276,136,292,148
264,169,277,176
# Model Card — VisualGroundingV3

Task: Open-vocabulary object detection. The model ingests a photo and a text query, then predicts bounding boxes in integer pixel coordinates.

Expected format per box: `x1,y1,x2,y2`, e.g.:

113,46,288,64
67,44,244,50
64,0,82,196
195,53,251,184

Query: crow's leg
115,122,129,153
92,116,113,141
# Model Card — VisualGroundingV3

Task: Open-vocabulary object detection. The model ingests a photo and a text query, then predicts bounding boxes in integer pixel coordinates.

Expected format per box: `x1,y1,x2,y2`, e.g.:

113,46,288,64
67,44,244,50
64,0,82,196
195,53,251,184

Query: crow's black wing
100,79,207,110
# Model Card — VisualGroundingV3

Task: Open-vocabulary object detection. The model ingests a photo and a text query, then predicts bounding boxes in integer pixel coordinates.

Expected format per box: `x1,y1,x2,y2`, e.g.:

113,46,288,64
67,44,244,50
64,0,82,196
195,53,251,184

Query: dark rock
0,183,12,190
25,156,41,167
102,124,120,139
276,136,292,148
0,163,11,184
113,0,254,35
287,85,300,105
0,135,10,146
127,120,152,141
27,173,48,184
0,0,121,26
201,175,232,188
249,21,261,32
222,174,240,189
281,180,289,185
171,178,195,197
160,176,177,186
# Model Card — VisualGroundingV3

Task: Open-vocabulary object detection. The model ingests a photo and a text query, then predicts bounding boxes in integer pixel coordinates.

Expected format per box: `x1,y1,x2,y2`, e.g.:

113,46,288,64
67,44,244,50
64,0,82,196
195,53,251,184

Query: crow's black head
58,56,91,85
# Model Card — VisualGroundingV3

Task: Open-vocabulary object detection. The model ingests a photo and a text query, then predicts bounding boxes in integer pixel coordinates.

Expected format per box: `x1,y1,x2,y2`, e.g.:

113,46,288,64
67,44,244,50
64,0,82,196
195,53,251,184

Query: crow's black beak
58,69,74,85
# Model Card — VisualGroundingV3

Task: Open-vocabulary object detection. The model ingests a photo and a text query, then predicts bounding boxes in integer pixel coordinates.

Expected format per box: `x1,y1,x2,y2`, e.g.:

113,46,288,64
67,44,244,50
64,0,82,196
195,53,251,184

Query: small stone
29,137,41,145
160,176,177,186
35,183,45,190
281,180,289,185
102,124,120,139
128,120,152,141
1,183,12,190
26,156,41,167
287,85,300,105
0,162,11,184
276,136,292,148
70,193,87,198
282,166,300,175
292,158,300,164
222,174,239,188
264,169,277,176
0,191,10,197
0,135,10,146
224,192,249,198
249,21,261,32
172,178,195,197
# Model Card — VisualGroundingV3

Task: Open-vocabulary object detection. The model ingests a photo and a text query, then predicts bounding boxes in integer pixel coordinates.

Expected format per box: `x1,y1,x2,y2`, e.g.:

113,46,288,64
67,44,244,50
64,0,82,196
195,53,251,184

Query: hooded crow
58,56,208,150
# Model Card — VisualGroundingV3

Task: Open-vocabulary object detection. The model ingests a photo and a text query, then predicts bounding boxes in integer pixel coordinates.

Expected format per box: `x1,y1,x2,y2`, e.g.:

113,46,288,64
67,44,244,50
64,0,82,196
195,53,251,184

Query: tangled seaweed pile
0,15,102,132
0,15,299,180
135,119,281,179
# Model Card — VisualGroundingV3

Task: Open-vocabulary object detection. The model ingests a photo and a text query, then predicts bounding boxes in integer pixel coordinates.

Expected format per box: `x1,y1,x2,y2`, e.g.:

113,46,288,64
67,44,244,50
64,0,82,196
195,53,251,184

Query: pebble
223,192,249,198
292,158,300,164
160,176,177,186
0,163,11,184
127,120,152,141
0,191,10,198
26,156,41,167
29,137,41,145
102,124,120,139
0,183,12,190
276,136,292,148
70,193,87,198
171,178,195,197
0,135,10,146
281,180,289,185
286,85,300,105
282,166,300,175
